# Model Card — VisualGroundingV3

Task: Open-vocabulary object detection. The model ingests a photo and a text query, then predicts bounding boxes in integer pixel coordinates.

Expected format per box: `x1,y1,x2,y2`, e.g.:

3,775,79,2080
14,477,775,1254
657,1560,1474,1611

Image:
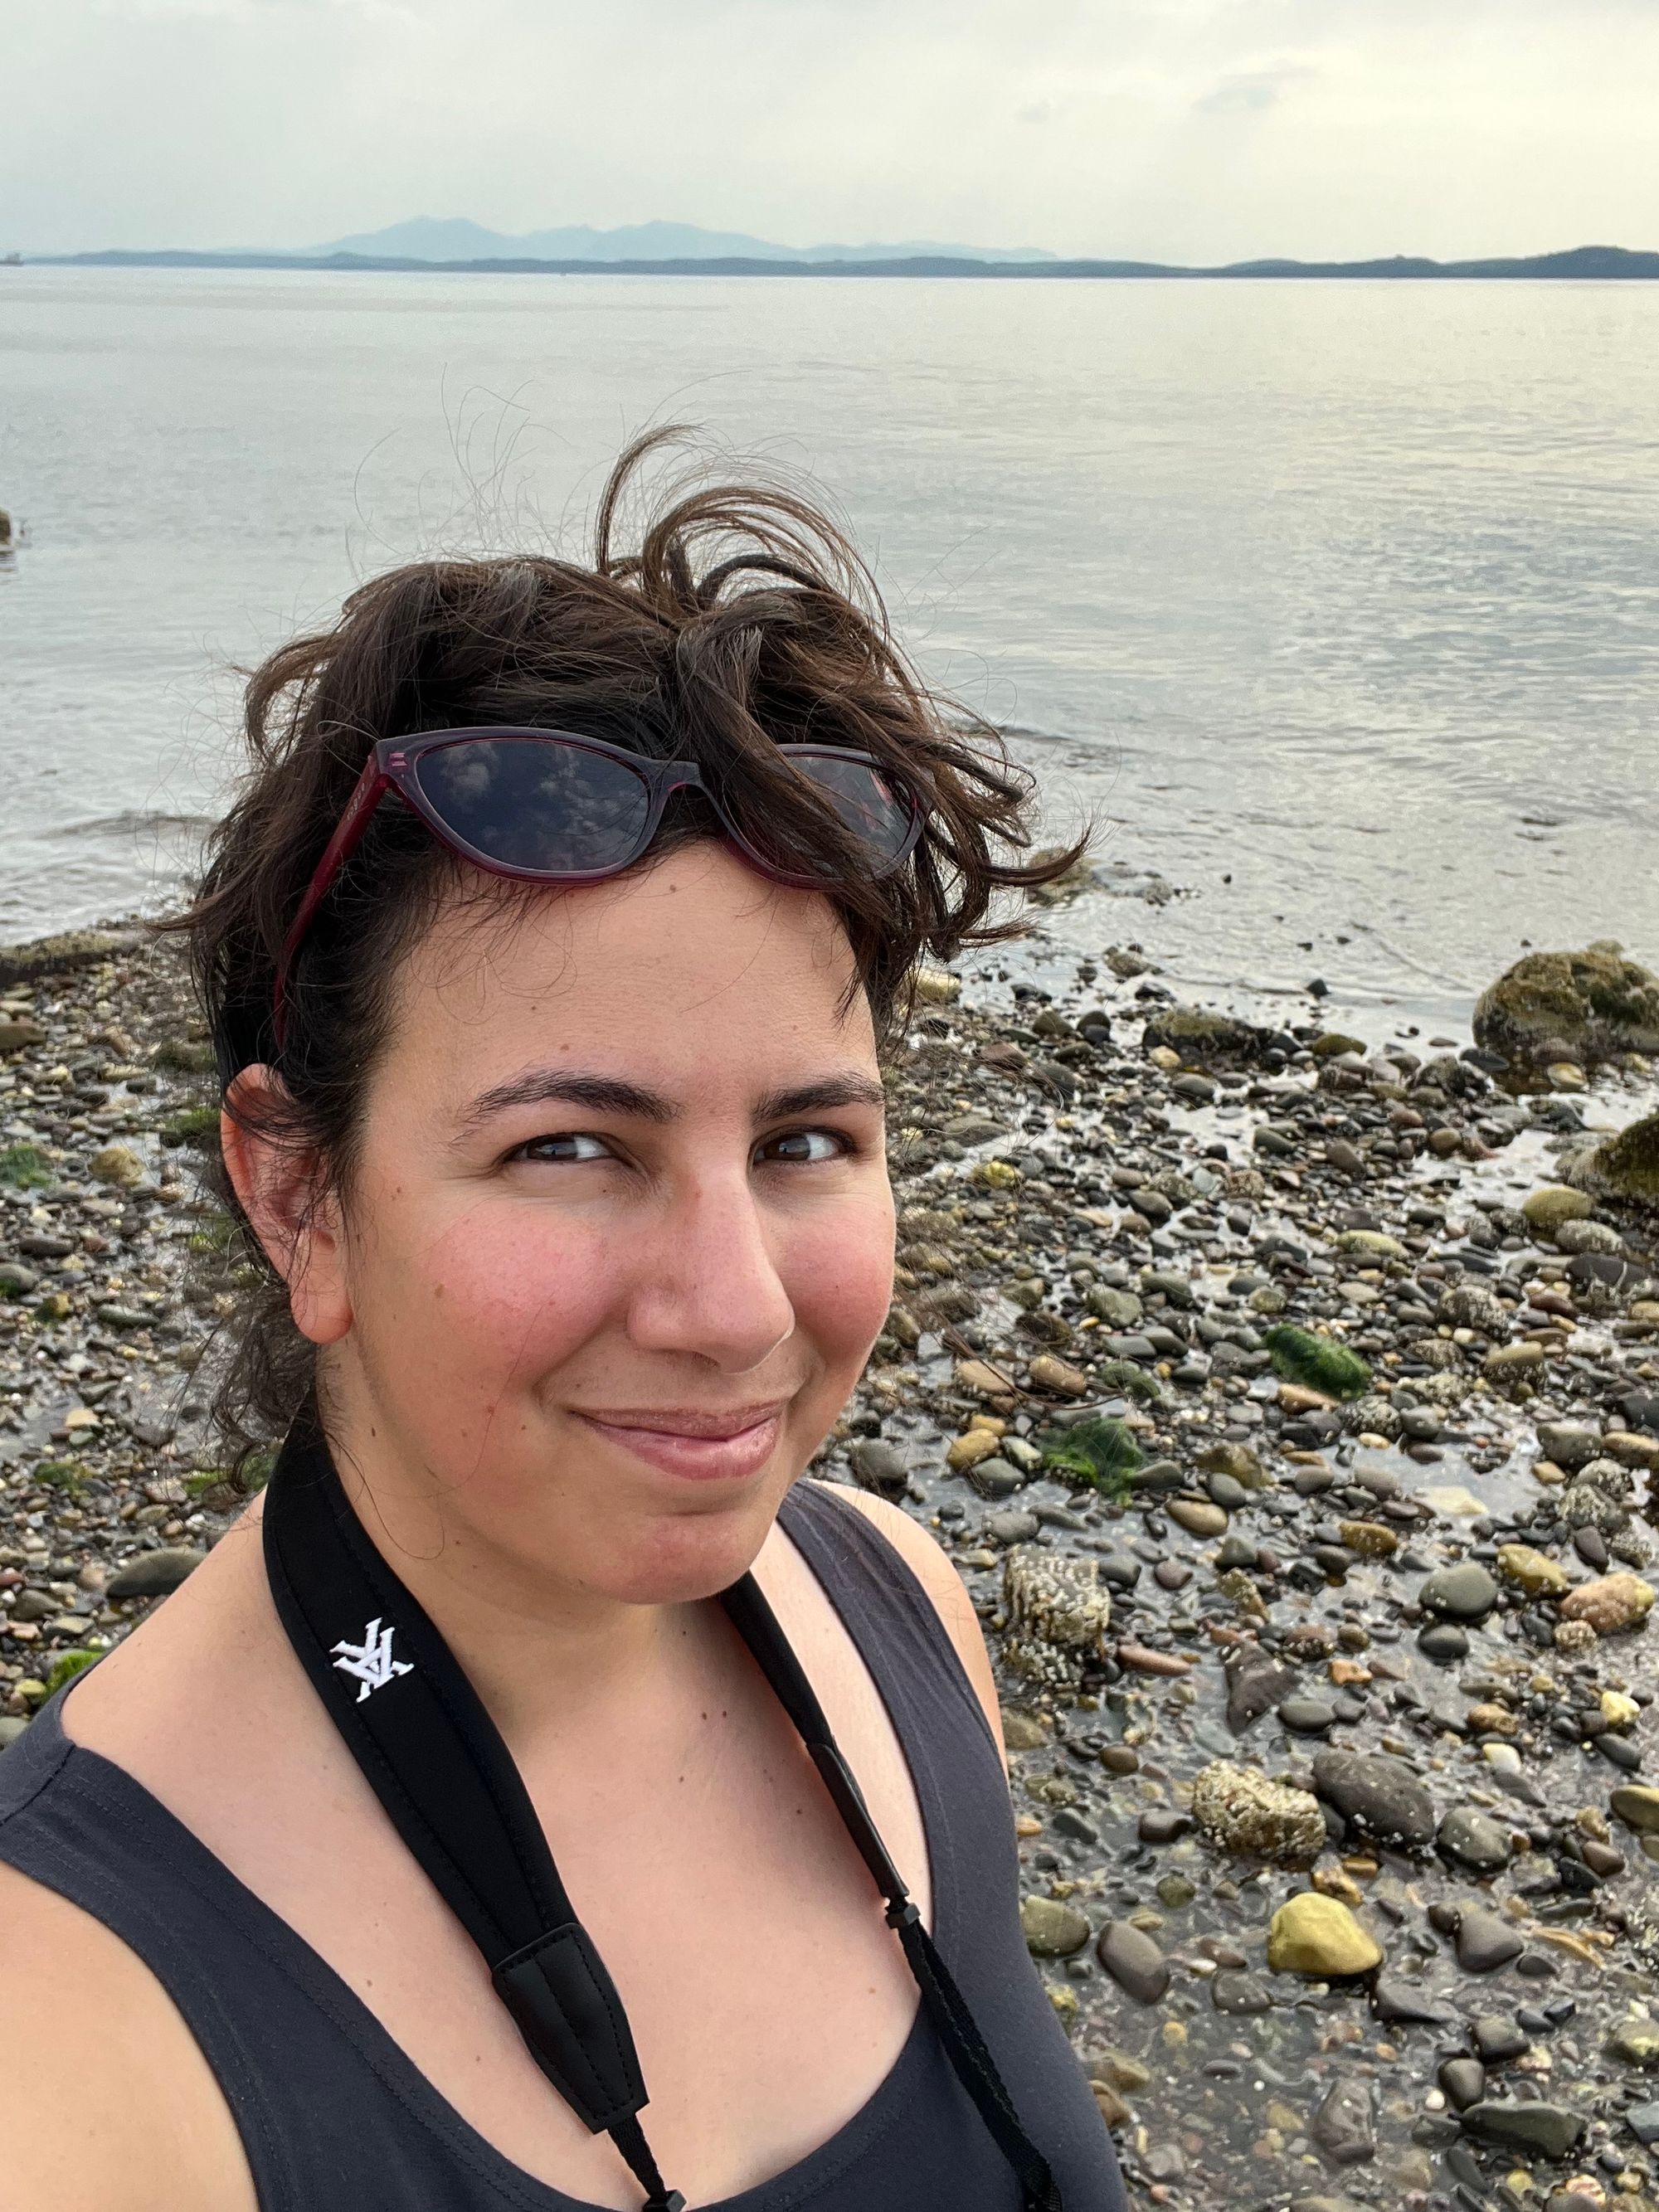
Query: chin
578,1485,786,1608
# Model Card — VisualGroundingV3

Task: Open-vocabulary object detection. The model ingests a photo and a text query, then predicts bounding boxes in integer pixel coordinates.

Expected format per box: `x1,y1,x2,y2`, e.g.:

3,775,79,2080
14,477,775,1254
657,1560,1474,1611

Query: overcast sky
4,0,1657,262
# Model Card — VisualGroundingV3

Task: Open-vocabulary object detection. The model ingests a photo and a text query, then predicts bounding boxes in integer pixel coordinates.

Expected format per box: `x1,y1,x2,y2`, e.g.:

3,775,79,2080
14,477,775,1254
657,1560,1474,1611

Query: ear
221,1067,353,1347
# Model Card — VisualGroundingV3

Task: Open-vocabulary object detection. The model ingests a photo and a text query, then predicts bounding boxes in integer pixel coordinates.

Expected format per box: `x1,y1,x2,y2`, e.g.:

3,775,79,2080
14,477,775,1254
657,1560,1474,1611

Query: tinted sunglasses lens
412,740,651,873
735,752,914,879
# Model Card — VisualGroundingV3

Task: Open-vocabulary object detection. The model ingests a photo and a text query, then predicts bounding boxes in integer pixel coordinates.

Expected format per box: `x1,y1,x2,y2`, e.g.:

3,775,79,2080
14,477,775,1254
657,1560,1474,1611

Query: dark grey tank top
0,1480,1123,2212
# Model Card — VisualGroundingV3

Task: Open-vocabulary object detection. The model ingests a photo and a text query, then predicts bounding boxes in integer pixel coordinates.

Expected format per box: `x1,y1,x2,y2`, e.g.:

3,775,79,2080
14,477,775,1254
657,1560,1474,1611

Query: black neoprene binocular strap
262,1407,1061,2212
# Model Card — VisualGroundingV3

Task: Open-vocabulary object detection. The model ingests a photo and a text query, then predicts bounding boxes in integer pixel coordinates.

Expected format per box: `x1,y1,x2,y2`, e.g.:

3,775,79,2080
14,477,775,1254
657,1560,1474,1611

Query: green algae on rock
1569,1110,1659,1209
1038,1415,1142,1495
1140,1004,1270,1066
1262,1325,1371,1401
1520,1185,1595,1232
1473,942,1659,1067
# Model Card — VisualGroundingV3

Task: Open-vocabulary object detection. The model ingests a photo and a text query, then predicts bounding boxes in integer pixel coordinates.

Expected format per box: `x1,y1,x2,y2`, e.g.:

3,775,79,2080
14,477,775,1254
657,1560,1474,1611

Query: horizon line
11,241,1659,281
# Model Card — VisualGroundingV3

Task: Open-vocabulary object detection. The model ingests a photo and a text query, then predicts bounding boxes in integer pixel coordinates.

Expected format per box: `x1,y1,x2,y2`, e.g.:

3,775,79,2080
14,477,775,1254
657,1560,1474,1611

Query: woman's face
280,843,895,1607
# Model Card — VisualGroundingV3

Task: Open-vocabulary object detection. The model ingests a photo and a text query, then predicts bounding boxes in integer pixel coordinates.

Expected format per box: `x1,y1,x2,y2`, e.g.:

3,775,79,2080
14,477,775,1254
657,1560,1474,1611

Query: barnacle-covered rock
1191,1760,1326,1866
1002,1547,1112,1694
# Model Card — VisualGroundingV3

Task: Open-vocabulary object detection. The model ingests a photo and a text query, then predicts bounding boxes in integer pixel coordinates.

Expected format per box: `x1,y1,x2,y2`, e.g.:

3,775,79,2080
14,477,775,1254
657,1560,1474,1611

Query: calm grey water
2,267,1657,1030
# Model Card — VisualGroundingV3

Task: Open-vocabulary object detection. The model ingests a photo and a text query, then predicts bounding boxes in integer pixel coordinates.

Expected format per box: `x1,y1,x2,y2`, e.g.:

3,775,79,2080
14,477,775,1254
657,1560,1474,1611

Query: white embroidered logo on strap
330,1617,414,1704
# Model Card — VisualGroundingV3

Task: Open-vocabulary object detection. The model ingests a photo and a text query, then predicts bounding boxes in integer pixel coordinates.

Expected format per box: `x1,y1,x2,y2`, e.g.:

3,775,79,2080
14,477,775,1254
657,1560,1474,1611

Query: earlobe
221,1068,353,1347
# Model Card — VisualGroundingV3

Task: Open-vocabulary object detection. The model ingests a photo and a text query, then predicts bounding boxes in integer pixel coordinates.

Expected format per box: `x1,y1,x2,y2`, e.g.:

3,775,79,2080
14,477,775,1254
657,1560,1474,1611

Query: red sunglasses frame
271,726,923,1049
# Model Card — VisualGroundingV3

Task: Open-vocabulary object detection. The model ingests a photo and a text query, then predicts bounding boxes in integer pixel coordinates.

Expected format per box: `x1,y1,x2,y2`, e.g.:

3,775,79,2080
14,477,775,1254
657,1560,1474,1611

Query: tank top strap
776,1480,1002,1770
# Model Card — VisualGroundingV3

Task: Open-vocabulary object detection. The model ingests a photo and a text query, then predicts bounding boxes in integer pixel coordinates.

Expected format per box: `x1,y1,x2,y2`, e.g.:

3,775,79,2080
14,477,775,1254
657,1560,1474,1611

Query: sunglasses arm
270,756,393,1052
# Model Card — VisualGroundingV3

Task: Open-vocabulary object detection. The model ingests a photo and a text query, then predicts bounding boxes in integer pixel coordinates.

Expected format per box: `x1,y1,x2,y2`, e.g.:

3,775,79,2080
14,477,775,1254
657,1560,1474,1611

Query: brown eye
755,1129,846,1166
513,1133,611,1164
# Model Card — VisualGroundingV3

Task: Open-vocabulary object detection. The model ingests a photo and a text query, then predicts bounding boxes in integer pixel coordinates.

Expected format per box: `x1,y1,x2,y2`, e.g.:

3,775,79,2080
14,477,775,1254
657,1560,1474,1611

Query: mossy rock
0,928,139,989
0,1142,52,1189
33,1458,89,1491
1520,1186,1594,1232
1571,1111,1659,1210
42,1649,98,1698
152,1036,217,1073
1140,1005,1271,1066
1263,1325,1371,1401
1473,944,1659,1067
161,1106,220,1149
1091,1359,1164,1404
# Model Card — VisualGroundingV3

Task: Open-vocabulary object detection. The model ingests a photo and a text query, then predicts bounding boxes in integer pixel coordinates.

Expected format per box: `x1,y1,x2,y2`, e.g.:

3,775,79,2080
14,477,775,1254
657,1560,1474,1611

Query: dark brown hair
167,431,1079,1465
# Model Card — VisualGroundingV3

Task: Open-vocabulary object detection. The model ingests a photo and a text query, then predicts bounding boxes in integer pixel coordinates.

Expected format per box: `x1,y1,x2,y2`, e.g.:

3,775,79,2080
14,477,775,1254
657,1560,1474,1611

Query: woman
0,440,1125,2212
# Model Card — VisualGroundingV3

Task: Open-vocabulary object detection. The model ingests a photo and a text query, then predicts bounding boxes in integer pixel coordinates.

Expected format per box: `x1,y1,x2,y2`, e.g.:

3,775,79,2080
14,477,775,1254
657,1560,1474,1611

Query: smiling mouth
571,1403,790,1483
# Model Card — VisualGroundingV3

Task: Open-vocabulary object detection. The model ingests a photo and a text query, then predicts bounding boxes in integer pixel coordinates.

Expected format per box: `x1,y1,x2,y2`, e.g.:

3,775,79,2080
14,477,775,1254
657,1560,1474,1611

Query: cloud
1196,65,1316,117
2,0,1658,261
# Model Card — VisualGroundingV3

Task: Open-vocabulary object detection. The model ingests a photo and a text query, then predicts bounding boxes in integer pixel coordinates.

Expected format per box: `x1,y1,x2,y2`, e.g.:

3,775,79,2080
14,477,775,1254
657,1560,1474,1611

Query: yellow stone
954,1359,1014,1398
971,1159,1021,1189
912,966,961,1005
1601,1690,1640,1730
1279,1383,1336,1413
1028,1354,1089,1398
1497,1544,1571,1597
1340,1520,1399,1558
1486,1341,1545,1371
947,1428,1003,1471
1468,1703,1519,1736
1267,1893,1383,1977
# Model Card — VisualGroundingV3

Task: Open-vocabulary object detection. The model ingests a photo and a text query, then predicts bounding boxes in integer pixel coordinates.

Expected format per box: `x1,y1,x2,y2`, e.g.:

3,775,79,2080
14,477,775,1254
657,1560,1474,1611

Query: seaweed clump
1039,1415,1143,1499
1263,1325,1371,1401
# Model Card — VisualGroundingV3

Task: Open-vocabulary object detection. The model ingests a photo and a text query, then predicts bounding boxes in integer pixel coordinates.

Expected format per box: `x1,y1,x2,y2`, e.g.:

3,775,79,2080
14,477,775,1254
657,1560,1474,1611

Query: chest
114,1532,939,2207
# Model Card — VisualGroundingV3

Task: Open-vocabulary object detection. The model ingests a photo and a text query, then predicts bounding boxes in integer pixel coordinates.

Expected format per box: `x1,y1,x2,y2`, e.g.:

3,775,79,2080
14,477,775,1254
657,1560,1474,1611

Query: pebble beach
2,907,1658,2212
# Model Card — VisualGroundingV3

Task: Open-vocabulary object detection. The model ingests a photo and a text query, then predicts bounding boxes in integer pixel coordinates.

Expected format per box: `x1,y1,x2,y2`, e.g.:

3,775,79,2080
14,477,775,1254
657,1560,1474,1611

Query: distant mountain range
24,231,1659,282
306,216,1057,264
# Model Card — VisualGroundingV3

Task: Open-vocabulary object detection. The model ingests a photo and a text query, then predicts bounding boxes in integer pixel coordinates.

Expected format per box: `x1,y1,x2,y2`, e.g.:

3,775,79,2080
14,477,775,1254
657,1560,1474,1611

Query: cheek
781,1196,896,1369
353,1198,618,1401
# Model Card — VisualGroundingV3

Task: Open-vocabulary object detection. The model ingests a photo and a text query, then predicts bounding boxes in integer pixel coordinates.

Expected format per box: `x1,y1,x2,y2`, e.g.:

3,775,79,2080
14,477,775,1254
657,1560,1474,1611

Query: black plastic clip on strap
262,1413,1058,2211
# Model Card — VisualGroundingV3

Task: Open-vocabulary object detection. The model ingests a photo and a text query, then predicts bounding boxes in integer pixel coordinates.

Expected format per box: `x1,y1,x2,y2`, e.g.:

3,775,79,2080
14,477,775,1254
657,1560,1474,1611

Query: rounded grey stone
1096,1920,1170,2004
1418,1563,1500,1622
105,1546,206,1602
1438,1807,1513,1874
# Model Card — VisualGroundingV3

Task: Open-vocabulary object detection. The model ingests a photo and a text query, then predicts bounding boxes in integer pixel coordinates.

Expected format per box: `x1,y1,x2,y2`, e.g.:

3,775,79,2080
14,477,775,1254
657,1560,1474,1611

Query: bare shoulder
0,1856,256,2210
805,1481,1006,1768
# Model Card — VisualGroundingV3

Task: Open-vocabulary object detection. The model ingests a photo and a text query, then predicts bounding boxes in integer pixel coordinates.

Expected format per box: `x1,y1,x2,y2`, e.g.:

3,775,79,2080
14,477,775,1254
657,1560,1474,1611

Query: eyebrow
457,1067,886,1135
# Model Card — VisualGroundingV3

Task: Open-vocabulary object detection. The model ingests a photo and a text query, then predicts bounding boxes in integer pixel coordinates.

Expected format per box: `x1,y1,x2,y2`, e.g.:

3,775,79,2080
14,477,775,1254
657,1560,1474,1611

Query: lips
571,1403,789,1483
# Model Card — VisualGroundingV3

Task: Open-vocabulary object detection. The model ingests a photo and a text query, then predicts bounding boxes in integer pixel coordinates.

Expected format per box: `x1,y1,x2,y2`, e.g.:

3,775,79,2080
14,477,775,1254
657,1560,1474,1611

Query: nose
626,1169,796,1373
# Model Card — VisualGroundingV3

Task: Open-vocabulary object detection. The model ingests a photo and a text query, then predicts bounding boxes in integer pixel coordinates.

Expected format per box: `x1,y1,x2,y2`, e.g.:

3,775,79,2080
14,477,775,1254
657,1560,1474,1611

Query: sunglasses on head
271,727,925,1048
